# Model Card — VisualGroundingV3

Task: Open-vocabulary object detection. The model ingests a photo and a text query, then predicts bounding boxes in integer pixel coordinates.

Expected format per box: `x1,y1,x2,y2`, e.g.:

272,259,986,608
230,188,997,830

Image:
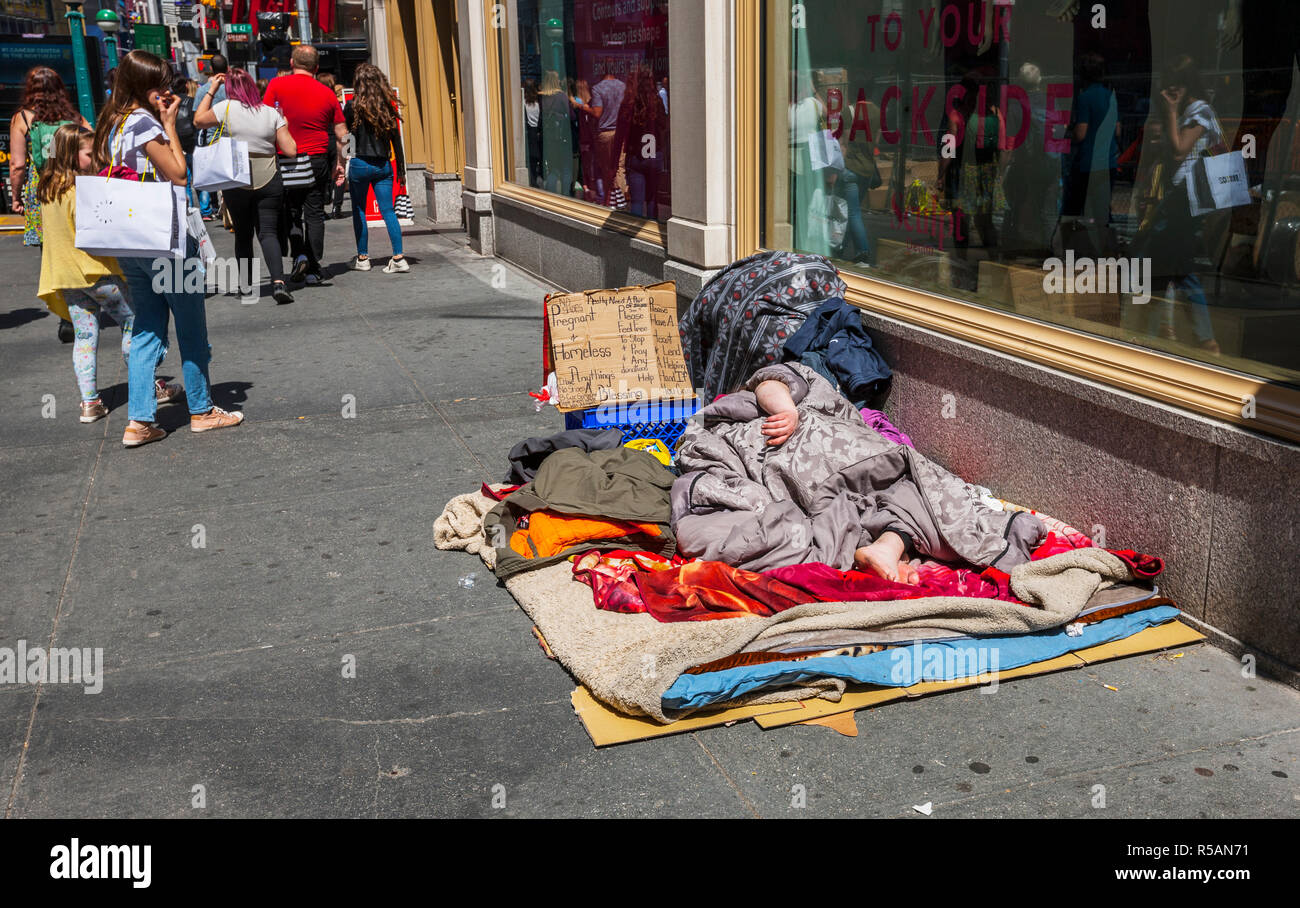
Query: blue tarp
662,605,1181,712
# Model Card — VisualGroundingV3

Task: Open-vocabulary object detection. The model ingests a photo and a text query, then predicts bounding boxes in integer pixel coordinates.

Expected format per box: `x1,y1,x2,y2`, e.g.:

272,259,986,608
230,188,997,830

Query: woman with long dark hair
95,50,245,448
616,69,668,220
194,67,298,303
9,66,90,341
1137,55,1221,354
9,66,88,242
343,63,408,273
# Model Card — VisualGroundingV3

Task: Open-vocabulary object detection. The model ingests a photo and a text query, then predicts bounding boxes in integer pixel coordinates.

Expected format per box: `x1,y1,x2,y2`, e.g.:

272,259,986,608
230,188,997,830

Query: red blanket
574,555,1022,623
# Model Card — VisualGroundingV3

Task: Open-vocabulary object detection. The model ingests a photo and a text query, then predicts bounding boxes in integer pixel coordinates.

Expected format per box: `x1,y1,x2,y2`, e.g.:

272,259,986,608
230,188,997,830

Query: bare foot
854,533,919,585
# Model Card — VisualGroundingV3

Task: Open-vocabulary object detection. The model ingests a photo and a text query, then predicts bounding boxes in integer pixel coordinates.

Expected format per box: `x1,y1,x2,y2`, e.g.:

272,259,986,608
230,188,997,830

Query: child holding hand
35,124,135,423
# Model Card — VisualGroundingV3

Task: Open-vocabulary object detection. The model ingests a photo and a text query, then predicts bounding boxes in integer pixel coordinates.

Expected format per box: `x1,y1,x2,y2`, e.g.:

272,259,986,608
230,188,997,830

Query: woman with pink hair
194,67,298,304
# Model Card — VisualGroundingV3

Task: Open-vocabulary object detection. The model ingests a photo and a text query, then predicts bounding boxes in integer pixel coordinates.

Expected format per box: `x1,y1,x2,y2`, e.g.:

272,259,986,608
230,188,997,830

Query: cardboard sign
544,282,694,412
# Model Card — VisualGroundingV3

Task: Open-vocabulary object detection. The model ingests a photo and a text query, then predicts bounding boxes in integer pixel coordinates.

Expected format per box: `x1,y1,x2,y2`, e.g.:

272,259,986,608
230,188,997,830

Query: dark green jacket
485,447,676,579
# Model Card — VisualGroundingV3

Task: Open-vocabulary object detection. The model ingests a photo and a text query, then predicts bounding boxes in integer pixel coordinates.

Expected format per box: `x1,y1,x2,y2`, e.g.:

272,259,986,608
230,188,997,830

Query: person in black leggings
223,171,290,300
193,68,297,303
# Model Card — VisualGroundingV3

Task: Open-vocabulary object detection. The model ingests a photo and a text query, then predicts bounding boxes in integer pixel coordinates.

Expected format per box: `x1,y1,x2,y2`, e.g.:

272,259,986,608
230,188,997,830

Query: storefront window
504,0,670,220
764,0,1300,386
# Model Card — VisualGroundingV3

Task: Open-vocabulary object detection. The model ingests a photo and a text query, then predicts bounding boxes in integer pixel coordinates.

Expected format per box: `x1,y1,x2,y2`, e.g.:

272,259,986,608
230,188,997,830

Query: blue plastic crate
563,397,701,452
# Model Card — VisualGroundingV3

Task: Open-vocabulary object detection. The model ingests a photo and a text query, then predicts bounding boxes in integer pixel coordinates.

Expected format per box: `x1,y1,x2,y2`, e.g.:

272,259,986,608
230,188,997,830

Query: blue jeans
120,243,213,421
839,173,873,262
348,156,402,258
1148,273,1216,344
626,152,664,220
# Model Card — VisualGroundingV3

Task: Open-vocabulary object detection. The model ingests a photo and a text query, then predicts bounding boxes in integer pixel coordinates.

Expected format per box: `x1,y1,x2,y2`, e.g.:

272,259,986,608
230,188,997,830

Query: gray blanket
673,363,1046,572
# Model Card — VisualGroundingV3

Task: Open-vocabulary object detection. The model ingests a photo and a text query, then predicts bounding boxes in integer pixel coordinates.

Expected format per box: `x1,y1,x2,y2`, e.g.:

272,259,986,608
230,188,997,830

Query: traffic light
257,11,290,51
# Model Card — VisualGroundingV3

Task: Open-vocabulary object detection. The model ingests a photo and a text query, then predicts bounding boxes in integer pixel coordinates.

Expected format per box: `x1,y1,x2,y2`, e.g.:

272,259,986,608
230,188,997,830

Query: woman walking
1135,55,1222,354
9,65,90,343
94,49,245,447
538,71,573,196
193,68,298,303
616,69,667,220
343,63,407,273
36,125,134,423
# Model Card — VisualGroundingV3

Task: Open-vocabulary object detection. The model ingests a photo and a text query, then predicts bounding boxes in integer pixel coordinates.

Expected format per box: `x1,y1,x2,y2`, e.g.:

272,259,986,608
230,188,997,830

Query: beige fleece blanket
435,490,1137,722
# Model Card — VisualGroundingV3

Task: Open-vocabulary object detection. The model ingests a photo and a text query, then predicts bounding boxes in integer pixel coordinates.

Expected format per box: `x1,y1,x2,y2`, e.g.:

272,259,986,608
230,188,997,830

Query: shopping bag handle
105,116,127,181
212,101,230,143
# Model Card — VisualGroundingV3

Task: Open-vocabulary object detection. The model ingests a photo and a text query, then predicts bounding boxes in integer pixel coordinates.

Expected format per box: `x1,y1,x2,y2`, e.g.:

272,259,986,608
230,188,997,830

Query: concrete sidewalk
1,217,1297,818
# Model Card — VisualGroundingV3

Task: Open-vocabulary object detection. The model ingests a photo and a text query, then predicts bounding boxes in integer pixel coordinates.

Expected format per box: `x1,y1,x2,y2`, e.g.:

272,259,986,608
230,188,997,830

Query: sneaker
79,399,108,423
155,379,184,405
383,257,409,274
122,422,165,447
272,281,294,305
190,406,245,433
289,255,310,283
58,319,74,344
304,268,327,285
350,255,372,271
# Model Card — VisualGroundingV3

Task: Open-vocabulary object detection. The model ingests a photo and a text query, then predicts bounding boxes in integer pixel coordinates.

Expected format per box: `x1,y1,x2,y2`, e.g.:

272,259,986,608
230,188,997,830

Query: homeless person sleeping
672,361,1047,582
435,252,1172,724
437,354,1171,723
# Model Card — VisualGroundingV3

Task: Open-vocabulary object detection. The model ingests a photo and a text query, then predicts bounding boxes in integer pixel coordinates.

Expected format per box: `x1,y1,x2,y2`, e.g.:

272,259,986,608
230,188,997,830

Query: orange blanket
510,512,662,560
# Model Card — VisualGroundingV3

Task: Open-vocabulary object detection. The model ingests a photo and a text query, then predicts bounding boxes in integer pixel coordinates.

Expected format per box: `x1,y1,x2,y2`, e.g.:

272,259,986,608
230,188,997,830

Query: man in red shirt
264,45,348,285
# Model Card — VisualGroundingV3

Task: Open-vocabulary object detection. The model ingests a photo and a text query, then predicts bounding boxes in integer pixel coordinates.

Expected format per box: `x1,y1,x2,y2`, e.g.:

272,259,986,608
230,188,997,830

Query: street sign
224,22,251,44
133,23,169,58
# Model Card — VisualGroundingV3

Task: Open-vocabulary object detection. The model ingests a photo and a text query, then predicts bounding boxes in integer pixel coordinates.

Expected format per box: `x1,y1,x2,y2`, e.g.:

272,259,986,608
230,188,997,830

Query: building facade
384,0,1300,682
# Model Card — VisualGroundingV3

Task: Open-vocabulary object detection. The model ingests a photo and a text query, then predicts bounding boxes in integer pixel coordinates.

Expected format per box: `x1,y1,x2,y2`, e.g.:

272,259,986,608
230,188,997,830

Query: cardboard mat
572,621,1206,746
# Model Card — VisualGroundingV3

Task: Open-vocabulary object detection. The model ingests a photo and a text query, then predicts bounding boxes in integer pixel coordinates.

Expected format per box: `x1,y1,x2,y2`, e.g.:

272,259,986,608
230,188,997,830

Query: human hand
209,73,226,90
1159,87,1183,110
157,91,181,125
761,409,799,446
333,163,346,186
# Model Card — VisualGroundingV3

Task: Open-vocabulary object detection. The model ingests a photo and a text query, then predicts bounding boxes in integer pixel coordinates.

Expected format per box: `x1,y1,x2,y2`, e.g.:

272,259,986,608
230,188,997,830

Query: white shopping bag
808,186,849,253
1188,149,1251,217
193,137,250,191
186,206,217,269
193,103,250,192
808,128,845,172
75,174,186,259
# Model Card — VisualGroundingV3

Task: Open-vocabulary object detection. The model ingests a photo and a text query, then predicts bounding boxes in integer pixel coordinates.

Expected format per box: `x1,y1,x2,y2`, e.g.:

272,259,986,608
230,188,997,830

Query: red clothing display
310,0,336,35
263,73,344,155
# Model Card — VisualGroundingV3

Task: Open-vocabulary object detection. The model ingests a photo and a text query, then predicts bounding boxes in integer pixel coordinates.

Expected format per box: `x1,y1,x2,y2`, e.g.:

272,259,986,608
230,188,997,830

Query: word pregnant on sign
544,283,693,411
